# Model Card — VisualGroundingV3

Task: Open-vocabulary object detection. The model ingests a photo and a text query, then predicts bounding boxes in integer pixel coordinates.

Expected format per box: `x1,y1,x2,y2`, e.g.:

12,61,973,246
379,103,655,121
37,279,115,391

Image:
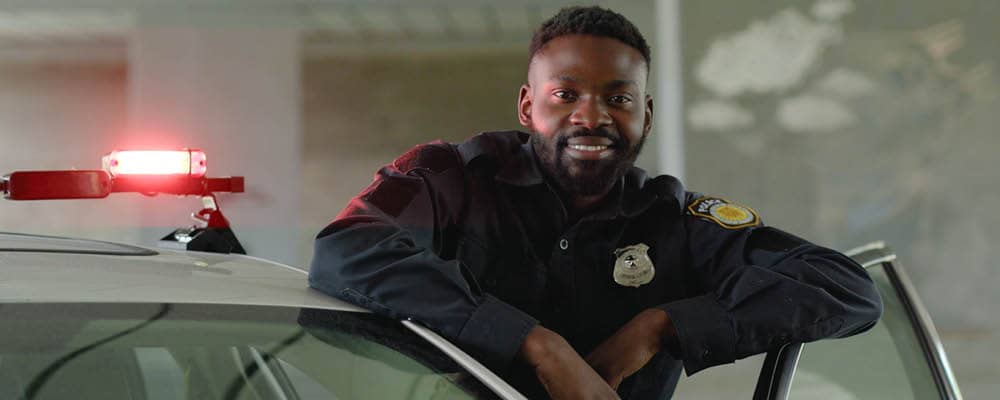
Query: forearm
519,325,568,367
582,308,680,392
519,326,621,399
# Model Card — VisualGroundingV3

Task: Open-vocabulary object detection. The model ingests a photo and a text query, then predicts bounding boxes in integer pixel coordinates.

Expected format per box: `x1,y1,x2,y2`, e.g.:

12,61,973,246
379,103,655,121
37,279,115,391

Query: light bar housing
2,170,111,200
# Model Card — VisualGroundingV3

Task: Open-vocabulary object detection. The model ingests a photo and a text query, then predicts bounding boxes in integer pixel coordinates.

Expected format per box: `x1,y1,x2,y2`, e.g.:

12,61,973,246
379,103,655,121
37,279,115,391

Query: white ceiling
0,9,130,45
0,1,652,59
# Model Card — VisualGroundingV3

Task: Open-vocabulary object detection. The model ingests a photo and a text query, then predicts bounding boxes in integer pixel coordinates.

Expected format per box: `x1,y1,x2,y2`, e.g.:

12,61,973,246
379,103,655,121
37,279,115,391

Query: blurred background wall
684,1,1000,328
680,1,999,396
0,0,996,397
300,51,529,260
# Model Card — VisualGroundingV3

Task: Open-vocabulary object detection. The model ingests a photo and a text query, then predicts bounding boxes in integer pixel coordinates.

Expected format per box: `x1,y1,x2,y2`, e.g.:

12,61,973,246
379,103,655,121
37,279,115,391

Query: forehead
529,34,648,85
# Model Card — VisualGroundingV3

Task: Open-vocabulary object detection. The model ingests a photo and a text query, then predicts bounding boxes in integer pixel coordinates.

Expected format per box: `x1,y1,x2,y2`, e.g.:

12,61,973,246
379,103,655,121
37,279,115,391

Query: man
310,6,882,399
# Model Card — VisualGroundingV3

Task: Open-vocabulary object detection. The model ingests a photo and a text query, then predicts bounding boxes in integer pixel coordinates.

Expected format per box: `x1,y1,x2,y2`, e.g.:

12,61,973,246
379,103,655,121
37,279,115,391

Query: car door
753,242,963,400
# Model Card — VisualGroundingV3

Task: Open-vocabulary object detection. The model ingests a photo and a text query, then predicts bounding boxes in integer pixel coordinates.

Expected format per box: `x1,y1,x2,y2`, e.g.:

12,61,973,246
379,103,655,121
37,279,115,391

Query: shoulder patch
687,197,760,229
392,142,459,174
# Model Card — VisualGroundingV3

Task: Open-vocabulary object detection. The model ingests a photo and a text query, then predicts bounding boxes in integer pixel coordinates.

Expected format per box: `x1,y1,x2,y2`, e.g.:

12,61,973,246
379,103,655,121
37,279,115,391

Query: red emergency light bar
1,149,247,251
1,149,243,200
0,171,244,200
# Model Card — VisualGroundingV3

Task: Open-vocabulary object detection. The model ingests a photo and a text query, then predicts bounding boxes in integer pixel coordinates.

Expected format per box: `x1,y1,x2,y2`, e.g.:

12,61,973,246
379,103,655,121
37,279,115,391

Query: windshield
0,303,497,400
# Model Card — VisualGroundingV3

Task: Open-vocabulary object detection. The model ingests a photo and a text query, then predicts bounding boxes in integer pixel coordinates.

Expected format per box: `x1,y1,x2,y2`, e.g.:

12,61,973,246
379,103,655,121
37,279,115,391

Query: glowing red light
102,149,207,177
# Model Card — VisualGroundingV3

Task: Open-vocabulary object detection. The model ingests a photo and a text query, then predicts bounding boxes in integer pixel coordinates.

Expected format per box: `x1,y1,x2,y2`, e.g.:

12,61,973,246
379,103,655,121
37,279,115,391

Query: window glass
671,353,766,398
277,359,340,399
789,264,939,399
0,303,497,400
134,348,186,400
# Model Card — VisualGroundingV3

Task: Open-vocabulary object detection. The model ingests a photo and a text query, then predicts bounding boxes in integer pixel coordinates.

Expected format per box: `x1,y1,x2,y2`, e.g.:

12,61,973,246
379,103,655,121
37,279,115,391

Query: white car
0,233,964,400
0,232,525,400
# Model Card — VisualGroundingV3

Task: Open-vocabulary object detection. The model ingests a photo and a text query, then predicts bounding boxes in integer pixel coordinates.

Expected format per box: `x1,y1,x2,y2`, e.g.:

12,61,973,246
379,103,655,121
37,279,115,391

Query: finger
609,376,623,391
585,345,606,362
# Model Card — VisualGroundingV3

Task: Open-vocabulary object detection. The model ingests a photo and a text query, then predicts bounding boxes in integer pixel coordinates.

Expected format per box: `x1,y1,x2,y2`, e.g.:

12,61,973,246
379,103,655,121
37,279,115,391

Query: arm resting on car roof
659,223,883,375
309,143,538,373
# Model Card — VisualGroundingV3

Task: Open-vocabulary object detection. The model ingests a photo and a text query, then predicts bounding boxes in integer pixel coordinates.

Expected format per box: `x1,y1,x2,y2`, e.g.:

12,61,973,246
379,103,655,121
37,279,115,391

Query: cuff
456,294,539,373
658,294,736,375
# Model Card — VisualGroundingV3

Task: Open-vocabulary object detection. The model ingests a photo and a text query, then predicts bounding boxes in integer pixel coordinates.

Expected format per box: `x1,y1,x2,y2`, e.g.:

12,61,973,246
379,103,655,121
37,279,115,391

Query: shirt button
559,239,569,250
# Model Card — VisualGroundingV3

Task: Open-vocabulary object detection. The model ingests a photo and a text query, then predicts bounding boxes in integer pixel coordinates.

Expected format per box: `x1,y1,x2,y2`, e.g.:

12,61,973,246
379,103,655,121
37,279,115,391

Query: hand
585,308,675,389
518,326,621,400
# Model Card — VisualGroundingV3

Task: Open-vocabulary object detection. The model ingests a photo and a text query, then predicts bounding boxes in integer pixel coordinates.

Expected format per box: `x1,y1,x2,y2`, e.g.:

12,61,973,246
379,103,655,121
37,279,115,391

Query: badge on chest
612,243,655,288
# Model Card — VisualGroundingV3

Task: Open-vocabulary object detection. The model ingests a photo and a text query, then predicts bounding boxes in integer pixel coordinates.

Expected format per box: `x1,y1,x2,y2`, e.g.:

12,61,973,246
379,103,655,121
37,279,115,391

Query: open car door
752,242,963,400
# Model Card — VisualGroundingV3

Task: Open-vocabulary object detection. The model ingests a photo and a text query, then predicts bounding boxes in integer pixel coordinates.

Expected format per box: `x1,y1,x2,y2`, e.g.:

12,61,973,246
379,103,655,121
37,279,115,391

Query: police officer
310,6,882,399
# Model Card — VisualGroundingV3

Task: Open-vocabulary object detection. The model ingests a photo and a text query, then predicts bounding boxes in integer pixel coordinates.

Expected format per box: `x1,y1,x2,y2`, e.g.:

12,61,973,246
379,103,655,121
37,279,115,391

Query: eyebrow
550,75,638,90
551,75,582,84
605,79,639,90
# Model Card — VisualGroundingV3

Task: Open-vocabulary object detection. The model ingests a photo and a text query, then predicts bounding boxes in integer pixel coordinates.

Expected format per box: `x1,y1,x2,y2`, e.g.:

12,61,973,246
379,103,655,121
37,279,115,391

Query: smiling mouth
563,135,617,160
564,144,616,160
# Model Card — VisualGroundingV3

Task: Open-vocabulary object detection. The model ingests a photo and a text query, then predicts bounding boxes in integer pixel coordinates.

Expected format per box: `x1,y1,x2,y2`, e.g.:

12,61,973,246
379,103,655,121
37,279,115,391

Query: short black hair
529,6,651,67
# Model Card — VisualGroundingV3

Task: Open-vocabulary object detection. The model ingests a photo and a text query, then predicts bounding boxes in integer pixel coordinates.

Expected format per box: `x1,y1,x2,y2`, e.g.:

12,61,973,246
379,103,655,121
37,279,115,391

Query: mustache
556,127,625,147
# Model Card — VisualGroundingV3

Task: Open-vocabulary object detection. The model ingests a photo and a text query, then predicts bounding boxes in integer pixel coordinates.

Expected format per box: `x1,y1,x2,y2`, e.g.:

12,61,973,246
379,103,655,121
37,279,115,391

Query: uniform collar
620,168,660,218
494,136,659,219
592,169,661,220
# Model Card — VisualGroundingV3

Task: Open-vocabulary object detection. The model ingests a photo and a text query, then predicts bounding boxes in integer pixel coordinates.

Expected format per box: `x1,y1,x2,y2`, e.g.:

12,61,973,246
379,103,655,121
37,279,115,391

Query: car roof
0,233,365,312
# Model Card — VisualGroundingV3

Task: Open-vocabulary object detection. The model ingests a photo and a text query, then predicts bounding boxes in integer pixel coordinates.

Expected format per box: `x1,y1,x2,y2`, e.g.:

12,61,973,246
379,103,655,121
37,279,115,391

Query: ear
643,94,654,135
517,84,533,128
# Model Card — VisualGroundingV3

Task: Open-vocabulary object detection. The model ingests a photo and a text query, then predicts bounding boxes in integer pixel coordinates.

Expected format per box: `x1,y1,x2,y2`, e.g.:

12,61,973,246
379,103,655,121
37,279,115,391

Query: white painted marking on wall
814,67,877,98
695,9,843,98
812,0,855,22
688,99,755,132
777,94,856,135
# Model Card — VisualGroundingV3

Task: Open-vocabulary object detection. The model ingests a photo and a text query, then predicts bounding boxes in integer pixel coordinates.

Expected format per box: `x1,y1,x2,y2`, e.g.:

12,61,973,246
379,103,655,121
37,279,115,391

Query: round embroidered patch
711,203,754,225
687,197,760,229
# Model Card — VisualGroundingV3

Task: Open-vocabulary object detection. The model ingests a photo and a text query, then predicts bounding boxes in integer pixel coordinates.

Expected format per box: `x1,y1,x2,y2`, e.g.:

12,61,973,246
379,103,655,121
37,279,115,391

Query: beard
530,126,646,196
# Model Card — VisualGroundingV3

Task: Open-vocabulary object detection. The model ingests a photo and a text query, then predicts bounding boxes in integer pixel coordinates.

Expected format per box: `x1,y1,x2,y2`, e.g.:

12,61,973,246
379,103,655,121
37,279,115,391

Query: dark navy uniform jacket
309,131,882,399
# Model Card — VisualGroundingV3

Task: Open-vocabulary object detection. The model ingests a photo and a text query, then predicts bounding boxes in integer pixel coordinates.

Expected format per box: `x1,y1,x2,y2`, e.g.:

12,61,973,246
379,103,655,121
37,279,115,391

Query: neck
569,192,610,213
548,175,621,219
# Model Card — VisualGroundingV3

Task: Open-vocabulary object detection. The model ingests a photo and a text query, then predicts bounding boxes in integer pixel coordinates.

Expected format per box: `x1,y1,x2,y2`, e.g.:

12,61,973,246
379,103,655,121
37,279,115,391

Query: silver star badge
613,243,655,287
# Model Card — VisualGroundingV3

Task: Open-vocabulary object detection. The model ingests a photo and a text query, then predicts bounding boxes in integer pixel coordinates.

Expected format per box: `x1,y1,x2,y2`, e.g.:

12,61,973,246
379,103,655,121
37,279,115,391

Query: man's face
518,34,653,197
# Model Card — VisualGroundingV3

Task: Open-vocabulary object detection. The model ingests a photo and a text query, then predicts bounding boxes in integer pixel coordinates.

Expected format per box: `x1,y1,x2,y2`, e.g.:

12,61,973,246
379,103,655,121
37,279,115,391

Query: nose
569,97,612,130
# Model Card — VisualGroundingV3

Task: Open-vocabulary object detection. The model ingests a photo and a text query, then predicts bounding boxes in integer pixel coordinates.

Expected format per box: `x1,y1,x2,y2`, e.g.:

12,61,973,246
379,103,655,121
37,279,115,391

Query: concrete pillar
125,9,302,266
654,0,685,181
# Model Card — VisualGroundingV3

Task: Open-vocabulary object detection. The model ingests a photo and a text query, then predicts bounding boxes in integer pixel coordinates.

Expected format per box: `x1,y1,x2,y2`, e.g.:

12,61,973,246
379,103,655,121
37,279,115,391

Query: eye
609,95,633,104
552,90,578,101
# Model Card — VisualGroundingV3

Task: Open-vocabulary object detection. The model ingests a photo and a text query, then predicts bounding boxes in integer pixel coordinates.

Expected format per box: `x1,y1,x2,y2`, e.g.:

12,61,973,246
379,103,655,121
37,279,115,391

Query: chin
562,170,620,196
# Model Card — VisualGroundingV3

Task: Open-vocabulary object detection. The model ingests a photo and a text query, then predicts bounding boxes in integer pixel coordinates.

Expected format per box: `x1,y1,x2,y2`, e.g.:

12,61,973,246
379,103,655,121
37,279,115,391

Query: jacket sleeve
308,144,538,372
657,197,883,374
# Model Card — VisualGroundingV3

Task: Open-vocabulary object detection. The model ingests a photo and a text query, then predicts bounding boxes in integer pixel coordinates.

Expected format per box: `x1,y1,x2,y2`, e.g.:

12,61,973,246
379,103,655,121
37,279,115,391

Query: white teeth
569,145,608,152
